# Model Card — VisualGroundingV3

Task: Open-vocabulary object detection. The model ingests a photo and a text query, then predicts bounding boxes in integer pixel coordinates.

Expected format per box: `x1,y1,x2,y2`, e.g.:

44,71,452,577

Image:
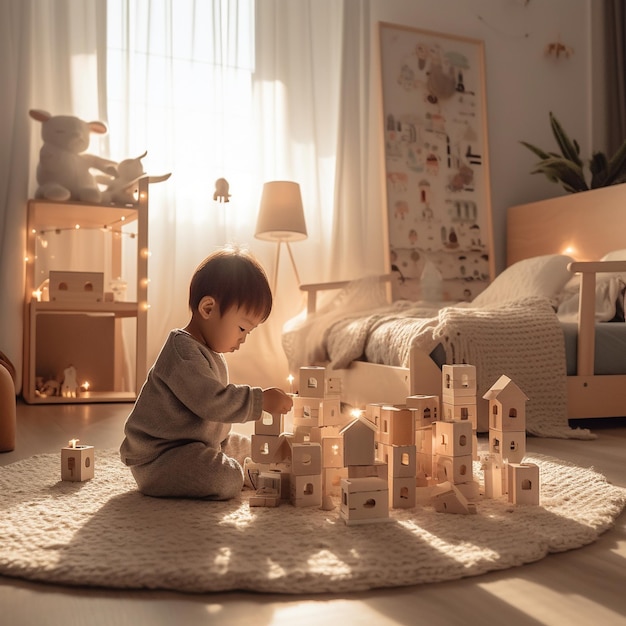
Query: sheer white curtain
106,0,354,389
1,0,379,393
0,0,107,392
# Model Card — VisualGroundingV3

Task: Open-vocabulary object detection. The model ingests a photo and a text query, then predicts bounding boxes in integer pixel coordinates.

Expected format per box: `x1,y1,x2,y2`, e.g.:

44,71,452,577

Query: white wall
370,0,596,272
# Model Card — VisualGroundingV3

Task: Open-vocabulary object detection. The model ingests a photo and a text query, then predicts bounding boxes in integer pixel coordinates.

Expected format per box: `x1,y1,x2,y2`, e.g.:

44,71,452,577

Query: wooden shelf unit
22,179,149,404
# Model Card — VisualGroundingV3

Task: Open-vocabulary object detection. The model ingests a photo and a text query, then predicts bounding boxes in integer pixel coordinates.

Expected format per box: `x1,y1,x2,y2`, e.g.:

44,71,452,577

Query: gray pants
130,432,251,499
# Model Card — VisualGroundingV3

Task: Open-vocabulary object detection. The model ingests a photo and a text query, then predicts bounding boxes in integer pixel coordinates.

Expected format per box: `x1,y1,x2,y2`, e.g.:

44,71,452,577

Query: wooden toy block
415,426,433,454
347,460,388,480
482,456,507,498
508,462,540,505
293,425,313,442
61,443,94,481
378,442,416,478
255,411,284,436
257,471,283,497
442,364,477,395
50,270,104,302
320,397,343,427
415,452,433,480
434,453,473,485
389,475,416,509
339,477,390,525
290,473,322,507
432,481,477,514
292,396,321,420
455,479,480,501
322,436,344,468
324,467,348,497
432,420,473,457
290,441,322,476
299,366,326,398
441,401,478,429
249,493,280,507
250,434,289,464
483,374,528,431
326,376,342,395
365,402,386,430
406,394,439,428
489,428,526,463
340,416,377,467
378,405,415,446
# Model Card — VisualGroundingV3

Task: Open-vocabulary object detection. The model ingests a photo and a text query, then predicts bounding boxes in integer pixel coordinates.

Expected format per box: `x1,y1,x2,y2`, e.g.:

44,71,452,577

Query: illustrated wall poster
379,22,495,302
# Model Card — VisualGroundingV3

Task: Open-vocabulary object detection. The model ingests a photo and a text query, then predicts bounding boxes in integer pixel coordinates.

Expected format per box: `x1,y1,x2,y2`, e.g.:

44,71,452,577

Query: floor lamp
254,181,308,292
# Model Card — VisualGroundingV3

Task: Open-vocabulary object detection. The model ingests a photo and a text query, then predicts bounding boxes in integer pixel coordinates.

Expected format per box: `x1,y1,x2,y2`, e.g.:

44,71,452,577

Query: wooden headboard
507,183,626,266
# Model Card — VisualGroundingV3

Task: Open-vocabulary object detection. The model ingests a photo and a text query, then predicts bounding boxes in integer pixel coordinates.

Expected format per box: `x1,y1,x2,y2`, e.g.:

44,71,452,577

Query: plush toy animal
29,109,118,203
96,150,171,205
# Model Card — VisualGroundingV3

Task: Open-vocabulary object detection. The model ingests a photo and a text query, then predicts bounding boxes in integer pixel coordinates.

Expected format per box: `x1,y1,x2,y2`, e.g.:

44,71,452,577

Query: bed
282,186,626,437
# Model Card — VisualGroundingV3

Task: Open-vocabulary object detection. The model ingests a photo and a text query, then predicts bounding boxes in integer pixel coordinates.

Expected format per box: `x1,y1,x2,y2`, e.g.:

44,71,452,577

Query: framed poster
379,22,494,302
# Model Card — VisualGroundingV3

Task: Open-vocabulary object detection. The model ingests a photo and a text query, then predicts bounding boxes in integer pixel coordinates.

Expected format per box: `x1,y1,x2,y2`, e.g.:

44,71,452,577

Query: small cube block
432,420,473,456
320,397,343,427
378,442,416,478
508,462,540,505
290,473,322,506
299,366,326,398
389,475,416,509
290,442,322,476
255,411,284,436
61,445,94,481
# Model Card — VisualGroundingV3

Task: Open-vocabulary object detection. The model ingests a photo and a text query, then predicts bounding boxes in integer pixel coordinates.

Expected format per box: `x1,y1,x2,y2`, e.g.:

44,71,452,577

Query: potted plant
520,111,626,193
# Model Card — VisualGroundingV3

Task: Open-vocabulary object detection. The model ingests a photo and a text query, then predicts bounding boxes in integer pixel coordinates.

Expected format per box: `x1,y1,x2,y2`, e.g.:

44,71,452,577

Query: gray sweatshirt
120,329,262,466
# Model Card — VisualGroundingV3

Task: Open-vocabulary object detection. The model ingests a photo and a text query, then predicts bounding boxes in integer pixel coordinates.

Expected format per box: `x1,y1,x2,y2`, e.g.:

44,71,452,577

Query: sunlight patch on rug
0,449,624,594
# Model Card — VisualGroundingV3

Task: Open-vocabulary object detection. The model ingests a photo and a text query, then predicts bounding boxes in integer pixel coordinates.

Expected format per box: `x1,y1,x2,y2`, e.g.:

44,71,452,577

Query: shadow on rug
0,449,624,594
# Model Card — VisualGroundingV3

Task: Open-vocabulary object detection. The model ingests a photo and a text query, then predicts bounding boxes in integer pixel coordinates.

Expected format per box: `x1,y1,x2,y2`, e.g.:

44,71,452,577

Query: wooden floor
1,401,626,626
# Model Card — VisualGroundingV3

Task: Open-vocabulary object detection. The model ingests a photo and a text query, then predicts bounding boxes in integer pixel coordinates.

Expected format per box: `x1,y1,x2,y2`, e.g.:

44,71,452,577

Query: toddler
120,246,293,499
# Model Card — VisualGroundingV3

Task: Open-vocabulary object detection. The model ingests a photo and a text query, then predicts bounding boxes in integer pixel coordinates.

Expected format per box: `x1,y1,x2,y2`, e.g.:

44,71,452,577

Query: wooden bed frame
300,184,626,422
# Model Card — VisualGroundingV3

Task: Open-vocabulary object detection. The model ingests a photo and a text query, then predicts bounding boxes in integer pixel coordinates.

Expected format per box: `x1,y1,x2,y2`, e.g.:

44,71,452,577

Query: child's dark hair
189,246,272,321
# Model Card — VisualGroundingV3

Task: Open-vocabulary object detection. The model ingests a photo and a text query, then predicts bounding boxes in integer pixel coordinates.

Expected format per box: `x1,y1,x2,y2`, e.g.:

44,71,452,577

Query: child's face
202,304,263,353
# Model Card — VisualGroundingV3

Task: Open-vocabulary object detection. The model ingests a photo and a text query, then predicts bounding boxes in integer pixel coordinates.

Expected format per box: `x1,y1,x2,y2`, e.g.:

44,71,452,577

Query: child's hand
262,387,293,415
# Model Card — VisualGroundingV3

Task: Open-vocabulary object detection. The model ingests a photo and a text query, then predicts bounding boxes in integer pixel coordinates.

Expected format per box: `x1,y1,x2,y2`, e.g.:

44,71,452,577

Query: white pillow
471,254,574,308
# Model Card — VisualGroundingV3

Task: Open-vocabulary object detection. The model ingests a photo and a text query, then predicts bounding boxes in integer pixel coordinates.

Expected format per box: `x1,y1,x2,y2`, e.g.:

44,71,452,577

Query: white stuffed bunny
97,150,171,205
29,109,118,203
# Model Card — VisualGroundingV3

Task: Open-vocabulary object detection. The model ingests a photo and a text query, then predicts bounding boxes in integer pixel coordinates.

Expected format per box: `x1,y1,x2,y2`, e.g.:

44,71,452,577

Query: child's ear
198,296,216,319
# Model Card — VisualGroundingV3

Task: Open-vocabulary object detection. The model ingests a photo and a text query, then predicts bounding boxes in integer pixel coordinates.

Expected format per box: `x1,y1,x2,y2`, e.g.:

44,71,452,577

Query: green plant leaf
603,139,626,186
519,141,552,160
549,112,583,166
530,157,589,192
589,152,609,188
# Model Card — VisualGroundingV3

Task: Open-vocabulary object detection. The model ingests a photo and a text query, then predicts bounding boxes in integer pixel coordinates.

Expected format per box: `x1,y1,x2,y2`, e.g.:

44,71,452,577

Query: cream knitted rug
1,449,624,594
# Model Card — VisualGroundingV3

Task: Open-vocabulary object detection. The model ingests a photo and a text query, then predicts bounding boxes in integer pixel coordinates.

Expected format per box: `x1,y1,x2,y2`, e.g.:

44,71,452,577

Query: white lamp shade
255,181,308,242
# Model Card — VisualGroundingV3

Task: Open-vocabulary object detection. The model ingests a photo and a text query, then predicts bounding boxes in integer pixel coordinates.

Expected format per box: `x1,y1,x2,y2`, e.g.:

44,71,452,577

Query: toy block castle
250,365,349,509
248,364,540,520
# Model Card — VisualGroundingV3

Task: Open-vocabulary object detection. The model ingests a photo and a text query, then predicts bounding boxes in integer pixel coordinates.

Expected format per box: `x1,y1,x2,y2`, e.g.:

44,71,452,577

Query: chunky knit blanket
0,449,623,594
284,295,594,439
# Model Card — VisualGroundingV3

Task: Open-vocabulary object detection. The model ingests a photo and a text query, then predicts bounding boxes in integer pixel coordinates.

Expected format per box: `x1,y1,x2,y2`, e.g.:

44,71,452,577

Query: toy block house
339,414,390,524
483,375,528,464
340,415,377,467
483,374,528,431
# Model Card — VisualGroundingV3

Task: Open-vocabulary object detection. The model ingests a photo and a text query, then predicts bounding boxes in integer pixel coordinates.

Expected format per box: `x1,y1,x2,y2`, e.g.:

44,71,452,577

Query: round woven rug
0,449,624,594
